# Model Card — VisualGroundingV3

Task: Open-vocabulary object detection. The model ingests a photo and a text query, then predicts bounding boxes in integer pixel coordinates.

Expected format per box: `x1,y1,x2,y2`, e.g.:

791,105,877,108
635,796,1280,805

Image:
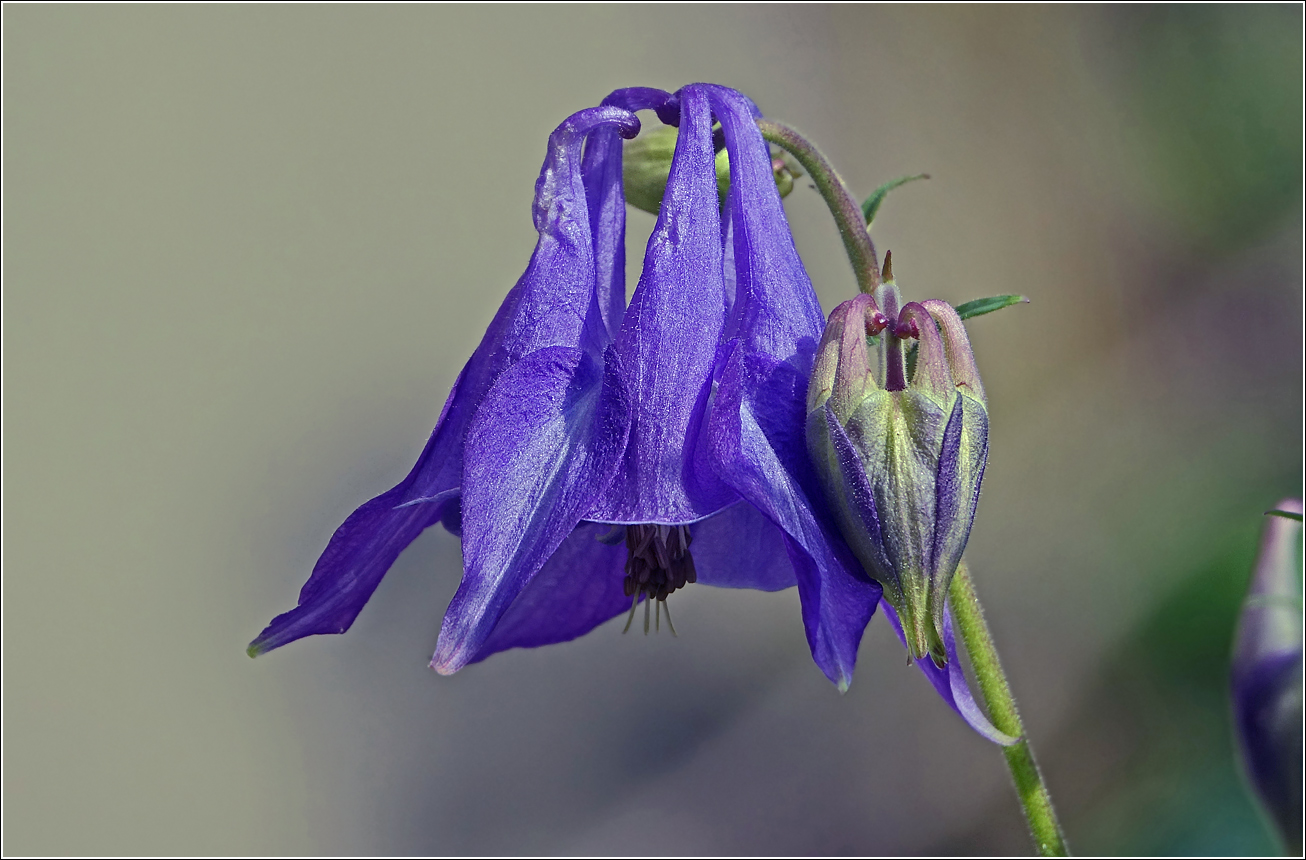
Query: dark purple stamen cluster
623,524,697,601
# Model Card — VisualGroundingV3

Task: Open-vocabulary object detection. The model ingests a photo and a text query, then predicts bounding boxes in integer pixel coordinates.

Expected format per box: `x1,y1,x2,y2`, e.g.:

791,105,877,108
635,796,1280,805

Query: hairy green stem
756,119,882,294
951,562,1069,856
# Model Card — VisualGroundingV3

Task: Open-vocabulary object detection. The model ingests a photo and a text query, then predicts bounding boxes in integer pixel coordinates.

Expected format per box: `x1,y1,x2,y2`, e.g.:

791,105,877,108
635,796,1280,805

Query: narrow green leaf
1265,509,1304,522
861,173,930,225
954,295,1030,321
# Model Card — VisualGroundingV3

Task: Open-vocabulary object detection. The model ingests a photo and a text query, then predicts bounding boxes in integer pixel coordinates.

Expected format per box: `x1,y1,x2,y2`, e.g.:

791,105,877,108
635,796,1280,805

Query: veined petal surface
589,85,736,525
250,105,639,656
712,347,880,689
704,84,879,689
584,88,673,342
433,345,630,675
468,521,632,663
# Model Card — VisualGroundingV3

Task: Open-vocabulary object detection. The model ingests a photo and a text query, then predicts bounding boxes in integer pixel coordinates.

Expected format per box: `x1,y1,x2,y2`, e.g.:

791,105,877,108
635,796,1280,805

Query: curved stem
756,119,882,294
950,562,1070,856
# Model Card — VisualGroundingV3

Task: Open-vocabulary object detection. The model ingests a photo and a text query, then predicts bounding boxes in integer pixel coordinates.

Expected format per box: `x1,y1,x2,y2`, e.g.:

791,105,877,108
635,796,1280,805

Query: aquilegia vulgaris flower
250,83,1010,744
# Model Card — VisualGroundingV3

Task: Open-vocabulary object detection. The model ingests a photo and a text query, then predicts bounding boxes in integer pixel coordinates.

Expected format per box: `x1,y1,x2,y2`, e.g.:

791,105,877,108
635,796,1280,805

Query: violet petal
588,84,737,524
711,346,881,689
881,601,1019,745
432,344,630,675
468,521,632,663
703,84,877,689
584,88,673,341
250,105,639,657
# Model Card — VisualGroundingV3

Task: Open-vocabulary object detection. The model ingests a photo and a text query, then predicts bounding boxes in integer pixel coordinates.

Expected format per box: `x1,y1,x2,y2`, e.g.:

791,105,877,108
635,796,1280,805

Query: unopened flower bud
806,280,988,665
624,125,801,215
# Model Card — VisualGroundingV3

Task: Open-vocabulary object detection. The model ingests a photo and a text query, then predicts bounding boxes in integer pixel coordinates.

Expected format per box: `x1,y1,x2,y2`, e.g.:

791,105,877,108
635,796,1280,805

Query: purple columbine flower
249,83,1008,744
1232,499,1303,853
248,84,792,673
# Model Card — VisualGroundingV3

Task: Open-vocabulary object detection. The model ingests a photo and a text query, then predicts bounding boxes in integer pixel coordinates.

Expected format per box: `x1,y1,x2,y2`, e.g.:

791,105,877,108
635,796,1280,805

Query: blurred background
4,5,1301,855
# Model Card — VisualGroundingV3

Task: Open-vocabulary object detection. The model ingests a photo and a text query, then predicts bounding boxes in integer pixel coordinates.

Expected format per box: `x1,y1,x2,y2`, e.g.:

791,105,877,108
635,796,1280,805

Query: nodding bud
623,125,681,215
624,125,800,215
806,282,989,664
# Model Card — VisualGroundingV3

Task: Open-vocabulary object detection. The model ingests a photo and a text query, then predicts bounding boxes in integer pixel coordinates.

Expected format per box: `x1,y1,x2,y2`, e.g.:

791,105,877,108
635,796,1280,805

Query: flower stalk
766,117,1069,856
757,119,881,294
951,563,1069,856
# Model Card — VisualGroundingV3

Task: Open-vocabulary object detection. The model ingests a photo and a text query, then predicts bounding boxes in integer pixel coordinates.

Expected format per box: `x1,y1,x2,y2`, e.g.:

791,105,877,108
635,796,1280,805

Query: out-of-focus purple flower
248,82,1009,744
1232,499,1303,853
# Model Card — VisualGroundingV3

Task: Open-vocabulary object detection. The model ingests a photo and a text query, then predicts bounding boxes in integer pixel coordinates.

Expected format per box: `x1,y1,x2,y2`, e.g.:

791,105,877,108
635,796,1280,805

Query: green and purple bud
806,277,988,665
623,124,802,215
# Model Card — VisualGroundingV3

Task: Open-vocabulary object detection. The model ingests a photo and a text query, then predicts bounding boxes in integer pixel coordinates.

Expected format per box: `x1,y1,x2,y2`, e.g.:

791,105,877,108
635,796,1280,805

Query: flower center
621,524,696,635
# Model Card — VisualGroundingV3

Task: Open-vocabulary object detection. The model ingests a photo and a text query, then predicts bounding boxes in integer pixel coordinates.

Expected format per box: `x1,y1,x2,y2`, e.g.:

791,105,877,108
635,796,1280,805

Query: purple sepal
704,84,825,365
711,345,880,690
250,105,639,657
467,521,631,664
928,393,989,635
823,401,896,595
881,601,1019,745
1233,650,1304,849
702,84,877,689
1232,498,1304,850
432,345,631,675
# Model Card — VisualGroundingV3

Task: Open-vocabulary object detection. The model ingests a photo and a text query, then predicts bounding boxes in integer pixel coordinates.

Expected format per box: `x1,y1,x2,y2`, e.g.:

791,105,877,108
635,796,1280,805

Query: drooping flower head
805,273,989,666
249,83,1011,745
248,84,799,672
1232,500,1304,853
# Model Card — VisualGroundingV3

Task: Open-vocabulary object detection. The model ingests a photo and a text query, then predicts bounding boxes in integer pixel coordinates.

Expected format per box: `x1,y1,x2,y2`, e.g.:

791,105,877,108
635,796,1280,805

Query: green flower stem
757,119,882,295
951,562,1069,856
